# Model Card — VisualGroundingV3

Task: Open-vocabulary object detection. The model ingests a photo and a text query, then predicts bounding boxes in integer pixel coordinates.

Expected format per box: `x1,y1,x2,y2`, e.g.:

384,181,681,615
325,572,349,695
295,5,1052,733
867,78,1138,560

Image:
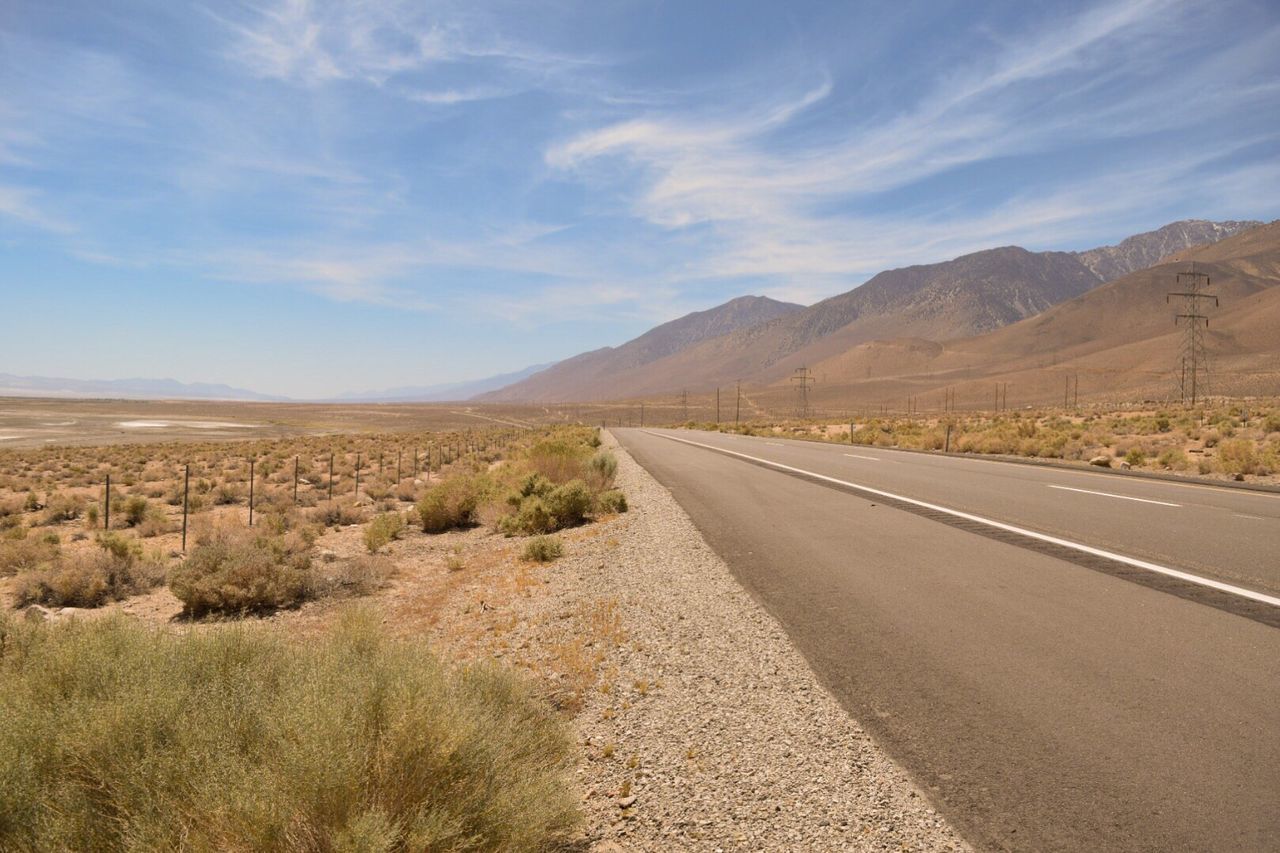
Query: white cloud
0,185,74,234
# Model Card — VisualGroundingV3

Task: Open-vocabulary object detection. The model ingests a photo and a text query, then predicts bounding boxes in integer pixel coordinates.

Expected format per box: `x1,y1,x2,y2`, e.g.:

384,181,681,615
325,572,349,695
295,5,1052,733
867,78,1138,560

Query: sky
1,0,1278,398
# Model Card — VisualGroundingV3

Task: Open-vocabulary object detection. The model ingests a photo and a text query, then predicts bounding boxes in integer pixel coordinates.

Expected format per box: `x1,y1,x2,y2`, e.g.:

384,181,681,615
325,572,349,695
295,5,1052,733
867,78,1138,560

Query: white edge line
646,430,1280,609
844,454,881,461
1047,484,1181,507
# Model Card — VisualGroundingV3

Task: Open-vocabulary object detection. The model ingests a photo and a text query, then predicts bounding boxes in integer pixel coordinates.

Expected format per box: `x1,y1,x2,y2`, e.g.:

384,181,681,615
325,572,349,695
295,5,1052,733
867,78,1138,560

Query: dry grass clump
168,529,314,618
310,500,366,528
521,535,564,563
0,610,579,851
12,532,165,608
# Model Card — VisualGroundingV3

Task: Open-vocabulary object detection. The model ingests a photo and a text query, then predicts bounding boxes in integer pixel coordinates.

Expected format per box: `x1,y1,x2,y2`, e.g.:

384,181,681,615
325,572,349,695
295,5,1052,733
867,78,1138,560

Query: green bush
588,451,618,490
168,535,313,617
121,494,149,527
1124,448,1146,468
417,475,489,533
595,489,628,514
527,438,589,485
499,496,555,536
0,611,579,851
522,535,564,563
363,511,406,554
544,479,592,528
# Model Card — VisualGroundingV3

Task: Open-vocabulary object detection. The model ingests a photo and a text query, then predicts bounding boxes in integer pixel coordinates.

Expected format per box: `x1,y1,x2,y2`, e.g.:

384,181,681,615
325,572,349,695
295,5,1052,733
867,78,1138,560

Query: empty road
615,428,1280,852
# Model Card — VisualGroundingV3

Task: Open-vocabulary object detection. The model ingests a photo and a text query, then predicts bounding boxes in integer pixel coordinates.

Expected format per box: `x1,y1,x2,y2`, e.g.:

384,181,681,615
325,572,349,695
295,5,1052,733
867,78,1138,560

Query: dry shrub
168,532,313,618
0,610,579,851
595,489,628,514
41,493,85,525
310,500,366,528
417,474,489,533
363,511,406,553
0,534,60,577
1217,439,1265,475
13,533,164,608
527,438,589,484
317,554,397,596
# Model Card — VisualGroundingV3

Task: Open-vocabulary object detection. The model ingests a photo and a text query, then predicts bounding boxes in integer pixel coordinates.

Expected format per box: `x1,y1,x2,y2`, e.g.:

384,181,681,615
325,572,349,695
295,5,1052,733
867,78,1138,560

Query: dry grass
0,608,579,851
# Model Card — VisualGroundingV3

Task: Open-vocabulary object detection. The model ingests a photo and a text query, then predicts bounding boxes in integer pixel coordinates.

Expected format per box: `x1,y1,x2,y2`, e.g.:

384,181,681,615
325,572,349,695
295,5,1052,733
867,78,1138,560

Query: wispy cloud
0,185,75,234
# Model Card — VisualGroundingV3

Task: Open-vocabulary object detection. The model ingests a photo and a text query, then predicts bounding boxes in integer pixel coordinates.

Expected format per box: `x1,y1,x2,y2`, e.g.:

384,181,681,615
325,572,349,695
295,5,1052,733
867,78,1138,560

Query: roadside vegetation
694,401,1280,481
0,609,579,851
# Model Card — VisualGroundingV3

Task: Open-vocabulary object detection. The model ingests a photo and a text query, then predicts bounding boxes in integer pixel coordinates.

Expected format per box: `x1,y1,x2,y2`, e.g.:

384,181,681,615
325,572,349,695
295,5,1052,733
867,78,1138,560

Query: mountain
793,219,1280,407
0,374,286,402
481,218,1261,403
480,295,803,402
1073,219,1261,282
333,362,554,402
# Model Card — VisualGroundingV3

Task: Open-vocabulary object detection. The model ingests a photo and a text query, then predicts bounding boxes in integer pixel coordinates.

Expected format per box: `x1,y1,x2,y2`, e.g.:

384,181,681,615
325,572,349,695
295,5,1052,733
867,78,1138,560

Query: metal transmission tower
1167,265,1217,405
791,367,815,418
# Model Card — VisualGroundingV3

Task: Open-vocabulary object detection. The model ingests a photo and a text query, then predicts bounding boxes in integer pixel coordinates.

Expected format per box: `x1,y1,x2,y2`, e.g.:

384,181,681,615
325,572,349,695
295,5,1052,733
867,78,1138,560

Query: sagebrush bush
310,500,366,528
527,438,589,484
595,489,628,514
417,474,489,533
1217,438,1264,475
41,493,84,524
587,451,618,490
544,479,592,528
363,511,405,553
120,494,149,527
0,610,579,851
522,535,563,563
169,533,313,617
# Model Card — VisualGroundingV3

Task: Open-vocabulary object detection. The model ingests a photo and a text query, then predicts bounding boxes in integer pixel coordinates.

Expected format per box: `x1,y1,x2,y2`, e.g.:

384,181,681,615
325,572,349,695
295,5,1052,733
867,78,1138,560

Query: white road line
844,454,882,461
646,430,1280,610
765,441,785,446
1234,513,1266,521
1047,485,1181,507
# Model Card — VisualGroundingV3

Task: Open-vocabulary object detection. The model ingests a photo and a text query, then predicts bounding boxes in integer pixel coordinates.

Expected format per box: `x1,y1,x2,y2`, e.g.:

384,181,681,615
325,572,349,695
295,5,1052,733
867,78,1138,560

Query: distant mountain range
3,219,1264,406
482,219,1262,402
0,374,289,402
331,362,554,402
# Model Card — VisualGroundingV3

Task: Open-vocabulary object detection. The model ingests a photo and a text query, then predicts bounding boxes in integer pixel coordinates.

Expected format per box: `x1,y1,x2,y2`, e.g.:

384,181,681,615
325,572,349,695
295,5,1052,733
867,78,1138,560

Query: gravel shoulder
552,431,969,851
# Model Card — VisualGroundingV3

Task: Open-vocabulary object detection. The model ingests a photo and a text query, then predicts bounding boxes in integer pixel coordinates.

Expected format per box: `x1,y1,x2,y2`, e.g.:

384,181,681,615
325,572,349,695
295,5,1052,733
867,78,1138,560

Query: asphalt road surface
615,428,1280,853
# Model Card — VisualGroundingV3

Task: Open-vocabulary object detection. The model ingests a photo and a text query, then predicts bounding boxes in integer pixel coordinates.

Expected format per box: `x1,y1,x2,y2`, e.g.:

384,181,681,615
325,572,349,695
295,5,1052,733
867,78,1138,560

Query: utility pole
1167,265,1217,405
735,381,741,424
791,367,815,418
681,389,688,422
716,387,720,424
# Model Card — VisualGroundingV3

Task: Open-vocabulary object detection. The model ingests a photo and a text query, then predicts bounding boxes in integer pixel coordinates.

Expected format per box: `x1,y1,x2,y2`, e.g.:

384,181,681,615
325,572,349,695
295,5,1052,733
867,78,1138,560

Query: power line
1167,264,1217,406
791,367,815,418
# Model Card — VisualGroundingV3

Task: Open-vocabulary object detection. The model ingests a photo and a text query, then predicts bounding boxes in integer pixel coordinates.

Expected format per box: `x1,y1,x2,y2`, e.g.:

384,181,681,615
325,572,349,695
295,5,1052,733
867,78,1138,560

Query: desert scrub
595,489,628,514
417,474,490,533
522,535,564,563
0,533,60,577
310,500,366,528
13,533,164,608
0,610,579,851
168,531,313,617
363,511,406,553
499,480,593,535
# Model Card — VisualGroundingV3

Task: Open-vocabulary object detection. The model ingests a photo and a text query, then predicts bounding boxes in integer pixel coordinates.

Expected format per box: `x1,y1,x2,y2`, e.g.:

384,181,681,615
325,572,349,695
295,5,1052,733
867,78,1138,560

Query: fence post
355,453,361,499
328,453,334,503
105,473,111,530
397,449,402,484
293,456,299,504
945,424,952,453
182,464,190,551
248,459,255,527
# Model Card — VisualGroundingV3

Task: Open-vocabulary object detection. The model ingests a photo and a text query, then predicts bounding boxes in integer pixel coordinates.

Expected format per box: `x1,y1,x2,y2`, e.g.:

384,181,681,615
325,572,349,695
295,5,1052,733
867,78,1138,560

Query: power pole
1167,265,1217,405
716,387,720,424
791,367,815,418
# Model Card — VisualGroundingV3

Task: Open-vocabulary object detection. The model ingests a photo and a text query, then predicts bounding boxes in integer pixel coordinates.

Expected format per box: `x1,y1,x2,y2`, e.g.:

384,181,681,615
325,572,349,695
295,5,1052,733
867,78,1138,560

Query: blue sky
2,0,1278,398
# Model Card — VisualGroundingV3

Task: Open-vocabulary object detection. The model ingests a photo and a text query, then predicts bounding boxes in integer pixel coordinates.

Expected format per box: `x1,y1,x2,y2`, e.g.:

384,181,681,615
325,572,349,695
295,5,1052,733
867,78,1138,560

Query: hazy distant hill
1073,219,1261,282
480,295,802,402
482,219,1261,402
0,374,286,402
333,363,554,402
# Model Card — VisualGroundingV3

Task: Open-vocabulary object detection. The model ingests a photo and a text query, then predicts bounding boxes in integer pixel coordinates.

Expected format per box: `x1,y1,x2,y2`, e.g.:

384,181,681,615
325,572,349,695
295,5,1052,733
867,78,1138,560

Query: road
615,428,1280,853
